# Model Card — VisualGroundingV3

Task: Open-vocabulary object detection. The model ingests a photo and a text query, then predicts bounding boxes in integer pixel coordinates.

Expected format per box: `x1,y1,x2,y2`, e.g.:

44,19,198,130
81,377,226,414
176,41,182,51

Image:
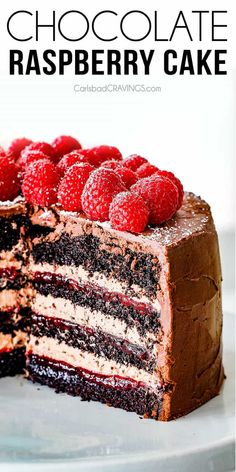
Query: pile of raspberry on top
0,136,184,234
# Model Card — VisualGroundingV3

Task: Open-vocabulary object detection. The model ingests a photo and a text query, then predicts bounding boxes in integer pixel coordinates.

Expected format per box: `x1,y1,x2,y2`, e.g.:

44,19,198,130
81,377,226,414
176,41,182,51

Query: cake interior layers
27,271,163,376
0,213,27,269
0,296,30,377
0,255,30,377
0,207,29,377
0,204,167,418
29,272,161,371
26,229,166,418
24,214,167,417
30,232,161,298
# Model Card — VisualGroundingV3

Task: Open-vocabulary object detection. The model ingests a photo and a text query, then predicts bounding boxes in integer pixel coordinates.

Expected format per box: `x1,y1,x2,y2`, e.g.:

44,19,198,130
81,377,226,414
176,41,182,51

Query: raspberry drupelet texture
57,151,89,176
81,168,126,222
52,136,82,160
122,155,148,171
22,142,55,160
100,160,122,170
116,167,138,189
17,150,49,170
58,163,94,212
131,175,179,225
22,159,60,207
109,191,149,233
86,145,122,167
157,170,184,210
137,163,159,179
0,155,21,201
8,138,32,160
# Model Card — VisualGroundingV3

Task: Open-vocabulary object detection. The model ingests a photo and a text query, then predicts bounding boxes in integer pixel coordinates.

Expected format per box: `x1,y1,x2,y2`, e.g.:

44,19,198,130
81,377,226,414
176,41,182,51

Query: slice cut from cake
0,198,30,377
26,193,224,420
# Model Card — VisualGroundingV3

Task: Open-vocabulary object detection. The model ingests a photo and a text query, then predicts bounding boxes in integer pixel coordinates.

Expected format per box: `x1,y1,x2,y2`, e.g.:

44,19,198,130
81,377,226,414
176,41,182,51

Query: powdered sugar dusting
38,210,53,220
149,193,211,246
94,194,211,247
0,195,24,207
95,220,111,229
60,210,79,217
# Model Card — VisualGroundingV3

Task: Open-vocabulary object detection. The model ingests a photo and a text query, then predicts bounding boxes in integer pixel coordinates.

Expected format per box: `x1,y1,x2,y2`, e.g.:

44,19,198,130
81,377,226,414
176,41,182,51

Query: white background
0,0,235,234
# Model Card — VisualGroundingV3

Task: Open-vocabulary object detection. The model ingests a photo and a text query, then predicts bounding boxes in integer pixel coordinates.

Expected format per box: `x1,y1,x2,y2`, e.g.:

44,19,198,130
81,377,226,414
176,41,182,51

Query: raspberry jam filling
27,353,156,392
32,271,160,318
0,347,12,354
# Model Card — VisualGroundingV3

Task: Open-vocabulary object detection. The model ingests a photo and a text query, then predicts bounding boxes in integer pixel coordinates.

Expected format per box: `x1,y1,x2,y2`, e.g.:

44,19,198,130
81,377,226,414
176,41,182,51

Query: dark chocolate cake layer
0,308,29,334
0,215,27,252
0,347,26,377
27,354,165,419
0,198,30,377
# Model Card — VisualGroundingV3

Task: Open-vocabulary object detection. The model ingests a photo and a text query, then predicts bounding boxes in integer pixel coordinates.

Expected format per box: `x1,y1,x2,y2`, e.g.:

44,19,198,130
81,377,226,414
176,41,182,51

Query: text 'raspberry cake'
0,137,224,420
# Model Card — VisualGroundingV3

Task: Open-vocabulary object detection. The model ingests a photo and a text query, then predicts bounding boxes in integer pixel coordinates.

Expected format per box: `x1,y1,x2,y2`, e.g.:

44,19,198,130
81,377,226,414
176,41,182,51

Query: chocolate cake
0,197,30,377
0,193,224,420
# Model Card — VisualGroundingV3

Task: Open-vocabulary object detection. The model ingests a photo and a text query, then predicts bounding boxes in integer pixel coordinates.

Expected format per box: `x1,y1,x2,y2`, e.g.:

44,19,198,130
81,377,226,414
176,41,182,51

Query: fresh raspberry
116,167,138,189
0,147,6,157
57,151,89,177
81,168,126,222
156,170,184,209
58,163,94,212
0,155,21,201
8,138,32,160
75,149,89,157
109,191,149,233
137,163,159,179
86,145,122,167
0,154,15,165
22,159,60,207
52,135,82,160
17,150,49,170
131,175,179,225
101,160,122,170
122,155,148,171
22,142,54,160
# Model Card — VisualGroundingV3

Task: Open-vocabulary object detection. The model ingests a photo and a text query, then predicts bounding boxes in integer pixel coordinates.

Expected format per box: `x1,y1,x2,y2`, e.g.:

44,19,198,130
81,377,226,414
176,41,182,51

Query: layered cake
0,198,30,376
0,136,224,420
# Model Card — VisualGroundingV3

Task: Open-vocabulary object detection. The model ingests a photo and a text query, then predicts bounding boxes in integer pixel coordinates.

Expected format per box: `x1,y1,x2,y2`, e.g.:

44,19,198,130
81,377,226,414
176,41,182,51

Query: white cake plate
0,311,234,472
